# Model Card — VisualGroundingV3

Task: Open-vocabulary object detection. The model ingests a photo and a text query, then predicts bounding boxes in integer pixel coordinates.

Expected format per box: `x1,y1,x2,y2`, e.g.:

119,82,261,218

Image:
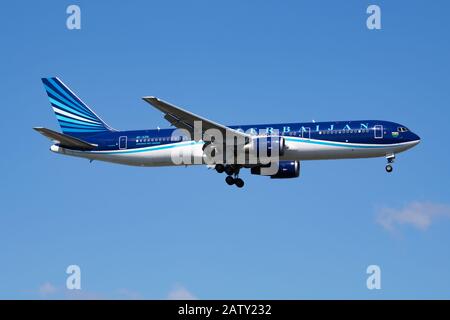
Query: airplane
35,77,421,188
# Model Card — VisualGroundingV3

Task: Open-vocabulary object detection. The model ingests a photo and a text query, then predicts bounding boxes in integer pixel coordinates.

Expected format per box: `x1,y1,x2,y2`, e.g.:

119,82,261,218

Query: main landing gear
385,153,395,173
215,164,245,188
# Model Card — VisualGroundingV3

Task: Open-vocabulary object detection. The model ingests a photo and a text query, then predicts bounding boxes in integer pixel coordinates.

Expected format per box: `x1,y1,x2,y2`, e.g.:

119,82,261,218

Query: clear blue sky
1,0,450,299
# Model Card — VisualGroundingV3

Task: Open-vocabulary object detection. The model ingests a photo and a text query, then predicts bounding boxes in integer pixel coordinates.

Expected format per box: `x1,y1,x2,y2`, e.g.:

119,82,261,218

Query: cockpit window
398,127,409,132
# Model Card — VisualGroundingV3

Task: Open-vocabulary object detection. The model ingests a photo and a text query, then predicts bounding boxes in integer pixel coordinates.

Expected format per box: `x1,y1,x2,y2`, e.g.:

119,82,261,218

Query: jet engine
251,160,300,179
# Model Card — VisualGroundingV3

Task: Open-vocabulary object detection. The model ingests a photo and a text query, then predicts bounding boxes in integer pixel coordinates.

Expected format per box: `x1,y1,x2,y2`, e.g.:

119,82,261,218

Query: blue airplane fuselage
65,120,420,152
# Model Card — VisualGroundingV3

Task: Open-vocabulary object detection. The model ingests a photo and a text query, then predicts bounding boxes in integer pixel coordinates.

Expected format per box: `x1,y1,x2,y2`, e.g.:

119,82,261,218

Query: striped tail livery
41,77,115,136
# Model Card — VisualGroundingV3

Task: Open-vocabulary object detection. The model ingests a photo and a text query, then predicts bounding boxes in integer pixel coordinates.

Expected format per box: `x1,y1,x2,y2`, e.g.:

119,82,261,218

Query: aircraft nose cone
411,132,421,145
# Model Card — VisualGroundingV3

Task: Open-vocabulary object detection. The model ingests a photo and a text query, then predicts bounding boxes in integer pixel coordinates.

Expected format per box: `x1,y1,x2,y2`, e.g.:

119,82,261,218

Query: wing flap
163,113,193,132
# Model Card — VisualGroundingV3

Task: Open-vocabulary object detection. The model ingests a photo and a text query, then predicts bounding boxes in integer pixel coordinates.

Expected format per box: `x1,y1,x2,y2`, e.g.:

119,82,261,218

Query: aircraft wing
142,96,249,142
34,127,97,151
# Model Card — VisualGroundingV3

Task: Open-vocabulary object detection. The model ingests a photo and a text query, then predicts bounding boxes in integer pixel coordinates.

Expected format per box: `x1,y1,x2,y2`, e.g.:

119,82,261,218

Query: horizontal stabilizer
34,127,97,150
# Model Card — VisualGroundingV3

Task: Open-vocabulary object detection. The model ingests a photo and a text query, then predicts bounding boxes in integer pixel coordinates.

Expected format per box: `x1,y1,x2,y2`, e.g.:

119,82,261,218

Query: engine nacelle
244,136,286,158
251,160,300,179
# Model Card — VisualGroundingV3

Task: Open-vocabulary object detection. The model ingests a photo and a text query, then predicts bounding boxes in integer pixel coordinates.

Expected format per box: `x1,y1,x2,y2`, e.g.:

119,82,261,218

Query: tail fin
41,77,115,135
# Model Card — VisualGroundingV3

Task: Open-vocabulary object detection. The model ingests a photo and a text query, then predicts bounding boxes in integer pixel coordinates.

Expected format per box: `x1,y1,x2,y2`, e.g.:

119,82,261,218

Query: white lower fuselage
50,136,420,167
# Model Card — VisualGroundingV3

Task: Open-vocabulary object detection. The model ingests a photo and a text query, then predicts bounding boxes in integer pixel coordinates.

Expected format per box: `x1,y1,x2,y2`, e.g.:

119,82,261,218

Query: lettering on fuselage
241,123,370,135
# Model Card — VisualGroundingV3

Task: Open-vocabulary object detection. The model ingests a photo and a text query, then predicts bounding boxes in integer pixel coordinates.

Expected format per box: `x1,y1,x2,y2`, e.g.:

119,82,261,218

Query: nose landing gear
385,153,395,173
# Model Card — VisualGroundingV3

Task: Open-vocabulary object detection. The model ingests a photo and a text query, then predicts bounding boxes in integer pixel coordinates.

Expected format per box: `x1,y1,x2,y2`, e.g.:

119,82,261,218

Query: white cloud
167,285,196,300
116,288,142,300
38,282,58,296
64,289,105,300
36,282,105,299
376,201,450,232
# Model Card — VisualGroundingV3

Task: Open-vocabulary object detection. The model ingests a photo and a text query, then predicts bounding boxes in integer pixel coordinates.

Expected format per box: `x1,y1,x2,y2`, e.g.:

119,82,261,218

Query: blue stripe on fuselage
87,141,199,154
284,137,387,149
79,137,401,156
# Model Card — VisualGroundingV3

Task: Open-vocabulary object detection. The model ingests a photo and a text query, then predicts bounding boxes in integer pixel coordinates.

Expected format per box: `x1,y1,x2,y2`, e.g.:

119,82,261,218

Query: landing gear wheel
385,164,393,173
215,164,225,173
224,165,234,176
234,178,245,188
225,176,235,185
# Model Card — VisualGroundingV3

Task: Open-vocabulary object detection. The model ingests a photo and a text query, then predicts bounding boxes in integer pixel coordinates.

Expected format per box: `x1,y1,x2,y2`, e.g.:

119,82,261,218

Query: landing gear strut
385,153,395,173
